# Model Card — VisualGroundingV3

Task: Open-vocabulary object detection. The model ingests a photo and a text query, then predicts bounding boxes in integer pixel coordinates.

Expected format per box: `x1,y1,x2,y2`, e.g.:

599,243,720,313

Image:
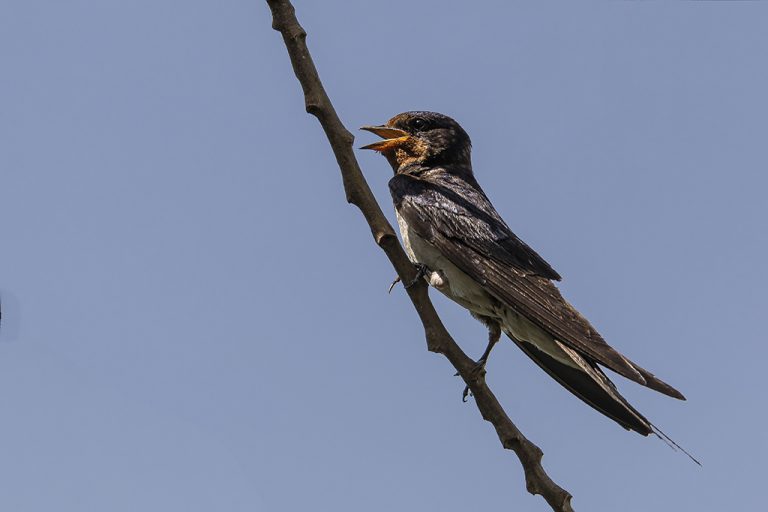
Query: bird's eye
411,118,428,131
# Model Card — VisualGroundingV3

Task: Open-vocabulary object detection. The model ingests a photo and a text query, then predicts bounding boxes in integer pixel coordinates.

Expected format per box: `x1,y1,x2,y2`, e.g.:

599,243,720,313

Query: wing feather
391,171,682,395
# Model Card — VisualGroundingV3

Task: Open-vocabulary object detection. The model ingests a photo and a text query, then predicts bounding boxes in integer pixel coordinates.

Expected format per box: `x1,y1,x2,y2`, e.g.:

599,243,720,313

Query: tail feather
504,329,699,463
506,330,653,435
651,424,702,466
627,364,686,400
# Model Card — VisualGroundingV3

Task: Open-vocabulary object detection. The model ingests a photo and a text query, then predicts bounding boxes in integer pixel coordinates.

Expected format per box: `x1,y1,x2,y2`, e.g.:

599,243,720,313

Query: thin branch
265,1,574,510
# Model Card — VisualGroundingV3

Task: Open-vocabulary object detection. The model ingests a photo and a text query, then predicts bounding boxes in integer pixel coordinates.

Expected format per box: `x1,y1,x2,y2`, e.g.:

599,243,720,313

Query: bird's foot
405,263,429,288
387,263,428,292
456,358,488,402
456,321,500,401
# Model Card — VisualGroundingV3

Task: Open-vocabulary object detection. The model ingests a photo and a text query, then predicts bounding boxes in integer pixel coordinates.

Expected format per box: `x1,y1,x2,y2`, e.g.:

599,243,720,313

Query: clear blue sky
1,1,766,511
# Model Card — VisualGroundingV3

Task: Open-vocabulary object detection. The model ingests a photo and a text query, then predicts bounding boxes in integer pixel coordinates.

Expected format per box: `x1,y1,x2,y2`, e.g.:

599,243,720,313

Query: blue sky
1,1,766,511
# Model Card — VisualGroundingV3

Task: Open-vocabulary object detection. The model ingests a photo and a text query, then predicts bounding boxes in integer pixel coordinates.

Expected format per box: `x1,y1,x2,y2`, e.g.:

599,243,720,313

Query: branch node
424,327,446,354
375,231,397,248
339,129,354,147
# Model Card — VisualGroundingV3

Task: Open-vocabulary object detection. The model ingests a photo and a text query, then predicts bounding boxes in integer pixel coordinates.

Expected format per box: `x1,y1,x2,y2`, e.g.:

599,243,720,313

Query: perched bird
362,111,693,453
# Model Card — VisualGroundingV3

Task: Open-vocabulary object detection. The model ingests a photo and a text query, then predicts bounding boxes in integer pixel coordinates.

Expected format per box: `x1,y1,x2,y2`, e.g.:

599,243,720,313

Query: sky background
1,1,766,511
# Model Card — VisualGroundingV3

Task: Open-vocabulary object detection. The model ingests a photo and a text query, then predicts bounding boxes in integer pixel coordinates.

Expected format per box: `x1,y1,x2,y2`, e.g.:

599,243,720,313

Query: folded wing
391,171,684,400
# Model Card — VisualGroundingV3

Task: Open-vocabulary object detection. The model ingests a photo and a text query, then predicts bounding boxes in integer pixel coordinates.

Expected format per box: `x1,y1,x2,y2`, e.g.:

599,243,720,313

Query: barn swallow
362,111,694,456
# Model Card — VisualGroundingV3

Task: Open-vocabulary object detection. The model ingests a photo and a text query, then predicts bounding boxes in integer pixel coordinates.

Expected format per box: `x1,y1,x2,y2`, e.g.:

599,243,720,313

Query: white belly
396,210,493,315
395,210,578,368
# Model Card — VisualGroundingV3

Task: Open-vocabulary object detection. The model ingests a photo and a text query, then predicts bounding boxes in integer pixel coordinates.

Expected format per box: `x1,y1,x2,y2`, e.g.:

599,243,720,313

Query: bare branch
266,1,575,510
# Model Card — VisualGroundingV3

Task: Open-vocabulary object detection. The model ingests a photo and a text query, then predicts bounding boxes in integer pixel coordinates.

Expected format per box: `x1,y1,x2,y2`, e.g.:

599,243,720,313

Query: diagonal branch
265,1,574,510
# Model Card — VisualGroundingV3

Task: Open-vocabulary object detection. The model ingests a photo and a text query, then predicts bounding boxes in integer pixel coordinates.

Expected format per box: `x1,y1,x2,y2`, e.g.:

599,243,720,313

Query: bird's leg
477,321,502,367
461,320,502,402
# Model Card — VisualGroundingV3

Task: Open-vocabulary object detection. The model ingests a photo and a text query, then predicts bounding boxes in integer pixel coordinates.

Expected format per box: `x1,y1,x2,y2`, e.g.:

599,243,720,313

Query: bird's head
361,111,471,172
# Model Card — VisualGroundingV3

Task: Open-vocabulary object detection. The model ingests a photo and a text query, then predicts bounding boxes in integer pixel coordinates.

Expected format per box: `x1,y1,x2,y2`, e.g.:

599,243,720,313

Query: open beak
360,125,410,151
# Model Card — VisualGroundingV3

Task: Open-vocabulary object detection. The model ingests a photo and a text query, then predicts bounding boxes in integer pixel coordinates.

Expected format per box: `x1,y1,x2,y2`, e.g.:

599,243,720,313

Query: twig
265,1,574,510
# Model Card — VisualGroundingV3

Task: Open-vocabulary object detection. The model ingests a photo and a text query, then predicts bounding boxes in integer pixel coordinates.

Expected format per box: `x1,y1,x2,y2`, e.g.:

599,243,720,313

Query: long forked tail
651,424,701,466
504,329,700,463
507,331,654,435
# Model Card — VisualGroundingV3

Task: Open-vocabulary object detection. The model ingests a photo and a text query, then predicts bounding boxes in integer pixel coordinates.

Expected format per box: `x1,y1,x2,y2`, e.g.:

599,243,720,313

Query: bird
361,111,695,458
